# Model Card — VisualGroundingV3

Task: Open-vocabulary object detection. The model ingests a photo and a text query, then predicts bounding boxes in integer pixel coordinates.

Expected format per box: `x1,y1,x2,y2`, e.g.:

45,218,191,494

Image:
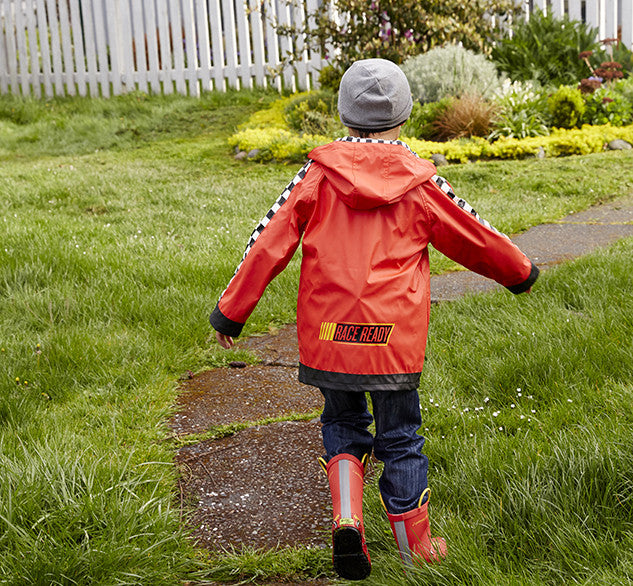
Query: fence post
623,0,633,49
195,0,213,93
209,0,226,91
69,0,87,96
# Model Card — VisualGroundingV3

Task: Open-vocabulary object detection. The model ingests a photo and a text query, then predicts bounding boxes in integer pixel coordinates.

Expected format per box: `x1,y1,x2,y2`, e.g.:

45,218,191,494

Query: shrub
432,94,498,141
582,87,633,127
318,65,343,92
401,44,504,104
229,120,633,163
489,79,549,139
401,99,453,141
548,86,586,129
237,96,291,130
491,10,600,87
283,90,342,136
303,0,519,72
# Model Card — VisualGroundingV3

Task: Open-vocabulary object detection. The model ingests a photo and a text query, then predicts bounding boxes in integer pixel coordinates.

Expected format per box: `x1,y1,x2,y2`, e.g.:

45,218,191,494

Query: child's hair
350,123,404,137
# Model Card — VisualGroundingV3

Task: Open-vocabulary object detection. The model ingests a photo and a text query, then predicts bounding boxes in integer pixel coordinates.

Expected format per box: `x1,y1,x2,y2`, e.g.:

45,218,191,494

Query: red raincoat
210,138,538,391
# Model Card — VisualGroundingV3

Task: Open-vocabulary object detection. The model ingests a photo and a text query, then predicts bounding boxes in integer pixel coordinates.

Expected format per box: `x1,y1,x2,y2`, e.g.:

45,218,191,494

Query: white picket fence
0,0,325,98
0,0,632,99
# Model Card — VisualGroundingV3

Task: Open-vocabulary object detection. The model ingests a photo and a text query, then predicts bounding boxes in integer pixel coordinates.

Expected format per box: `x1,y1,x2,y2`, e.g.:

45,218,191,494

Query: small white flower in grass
419,403,422,409
484,397,490,403
470,433,474,437
520,415,525,419
567,399,573,403
531,409,536,414
493,411,500,417
463,407,470,412
499,427,503,431
434,403,439,407
511,404,516,408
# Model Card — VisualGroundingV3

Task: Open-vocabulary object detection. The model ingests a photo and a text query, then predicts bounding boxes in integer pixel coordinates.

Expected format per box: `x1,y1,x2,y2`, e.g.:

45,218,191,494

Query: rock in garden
431,153,449,166
234,151,247,161
535,146,546,159
247,148,261,159
607,139,632,150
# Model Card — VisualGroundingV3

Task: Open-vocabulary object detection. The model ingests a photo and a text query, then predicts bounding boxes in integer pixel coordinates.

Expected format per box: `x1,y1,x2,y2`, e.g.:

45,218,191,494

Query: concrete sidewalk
431,198,633,301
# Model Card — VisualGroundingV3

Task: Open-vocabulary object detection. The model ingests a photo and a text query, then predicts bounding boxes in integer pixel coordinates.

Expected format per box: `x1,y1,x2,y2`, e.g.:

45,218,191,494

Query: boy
211,58,539,580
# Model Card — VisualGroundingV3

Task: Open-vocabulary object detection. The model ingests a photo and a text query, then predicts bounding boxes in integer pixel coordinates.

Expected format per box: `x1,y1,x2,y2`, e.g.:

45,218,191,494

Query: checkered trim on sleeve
219,159,313,299
432,174,507,238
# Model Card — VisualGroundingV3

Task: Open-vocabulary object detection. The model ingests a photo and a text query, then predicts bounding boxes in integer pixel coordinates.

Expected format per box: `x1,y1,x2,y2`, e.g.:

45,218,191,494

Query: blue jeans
319,388,428,515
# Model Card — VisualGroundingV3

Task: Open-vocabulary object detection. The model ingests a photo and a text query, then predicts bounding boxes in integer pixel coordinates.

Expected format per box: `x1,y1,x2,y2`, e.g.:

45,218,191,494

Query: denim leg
319,388,374,463
370,389,428,514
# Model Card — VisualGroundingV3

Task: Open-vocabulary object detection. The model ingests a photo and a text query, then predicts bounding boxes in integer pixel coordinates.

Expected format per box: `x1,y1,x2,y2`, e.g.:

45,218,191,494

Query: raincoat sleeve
425,175,539,293
210,162,318,338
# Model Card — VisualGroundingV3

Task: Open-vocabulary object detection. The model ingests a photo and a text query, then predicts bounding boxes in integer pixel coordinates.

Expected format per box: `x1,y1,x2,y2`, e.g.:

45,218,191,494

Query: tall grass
1,91,632,584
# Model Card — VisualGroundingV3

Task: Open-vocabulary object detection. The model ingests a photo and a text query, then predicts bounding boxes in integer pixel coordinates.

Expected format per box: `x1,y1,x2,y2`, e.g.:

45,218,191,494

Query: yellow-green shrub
228,127,331,161
230,116,633,164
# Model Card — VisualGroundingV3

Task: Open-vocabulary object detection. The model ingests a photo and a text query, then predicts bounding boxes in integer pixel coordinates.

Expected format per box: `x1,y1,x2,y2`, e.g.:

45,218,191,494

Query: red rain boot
385,489,447,567
319,453,371,581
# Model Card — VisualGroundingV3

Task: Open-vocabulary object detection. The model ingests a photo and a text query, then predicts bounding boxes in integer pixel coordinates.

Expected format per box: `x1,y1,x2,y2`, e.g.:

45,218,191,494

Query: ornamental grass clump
432,94,498,141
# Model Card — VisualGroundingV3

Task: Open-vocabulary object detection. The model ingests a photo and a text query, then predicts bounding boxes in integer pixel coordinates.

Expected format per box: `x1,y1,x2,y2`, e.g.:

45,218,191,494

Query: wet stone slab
176,420,330,551
237,323,300,366
170,365,322,435
431,207,633,303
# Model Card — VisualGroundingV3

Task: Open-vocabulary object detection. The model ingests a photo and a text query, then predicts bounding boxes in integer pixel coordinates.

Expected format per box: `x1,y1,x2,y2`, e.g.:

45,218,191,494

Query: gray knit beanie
337,58,413,132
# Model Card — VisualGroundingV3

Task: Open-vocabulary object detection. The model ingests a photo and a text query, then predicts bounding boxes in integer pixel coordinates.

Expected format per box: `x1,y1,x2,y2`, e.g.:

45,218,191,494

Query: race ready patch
319,322,395,346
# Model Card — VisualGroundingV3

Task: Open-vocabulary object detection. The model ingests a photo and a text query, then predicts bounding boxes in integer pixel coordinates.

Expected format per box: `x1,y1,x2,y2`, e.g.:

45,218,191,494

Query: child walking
211,58,539,580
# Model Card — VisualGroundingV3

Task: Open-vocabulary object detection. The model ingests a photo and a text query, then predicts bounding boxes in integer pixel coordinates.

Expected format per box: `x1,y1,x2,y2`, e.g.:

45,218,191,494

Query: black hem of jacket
299,363,421,392
209,304,244,337
506,262,540,295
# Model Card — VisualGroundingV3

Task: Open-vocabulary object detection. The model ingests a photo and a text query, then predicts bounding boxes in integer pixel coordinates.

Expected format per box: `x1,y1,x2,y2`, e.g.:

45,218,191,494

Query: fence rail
0,0,632,99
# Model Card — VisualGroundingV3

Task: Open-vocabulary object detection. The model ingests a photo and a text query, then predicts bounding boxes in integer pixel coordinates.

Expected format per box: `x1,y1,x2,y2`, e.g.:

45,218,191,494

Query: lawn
0,91,632,584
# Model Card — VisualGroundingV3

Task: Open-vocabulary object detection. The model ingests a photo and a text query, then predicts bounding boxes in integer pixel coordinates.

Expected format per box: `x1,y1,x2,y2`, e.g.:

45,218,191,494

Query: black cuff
506,261,540,295
210,304,244,337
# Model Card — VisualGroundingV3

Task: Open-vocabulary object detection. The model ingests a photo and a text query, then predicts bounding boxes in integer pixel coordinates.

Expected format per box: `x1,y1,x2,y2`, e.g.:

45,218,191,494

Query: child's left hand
215,331,234,349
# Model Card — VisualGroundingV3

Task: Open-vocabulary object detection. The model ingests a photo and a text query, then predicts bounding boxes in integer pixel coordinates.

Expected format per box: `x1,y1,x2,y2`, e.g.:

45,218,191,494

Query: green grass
1,91,632,584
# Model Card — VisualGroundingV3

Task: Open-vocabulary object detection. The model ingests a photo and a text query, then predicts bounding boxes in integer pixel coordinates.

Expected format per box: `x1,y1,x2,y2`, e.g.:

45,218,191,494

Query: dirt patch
176,420,331,550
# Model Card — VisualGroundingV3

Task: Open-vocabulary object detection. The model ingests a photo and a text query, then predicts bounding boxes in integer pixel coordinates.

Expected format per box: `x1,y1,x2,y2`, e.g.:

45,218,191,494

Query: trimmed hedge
229,123,633,164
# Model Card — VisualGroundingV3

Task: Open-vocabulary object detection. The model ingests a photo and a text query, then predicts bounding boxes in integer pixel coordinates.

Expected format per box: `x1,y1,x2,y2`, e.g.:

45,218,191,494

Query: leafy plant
491,10,600,87
283,90,341,136
548,86,586,129
489,80,550,139
317,65,343,92
401,44,504,104
582,87,633,127
401,99,453,141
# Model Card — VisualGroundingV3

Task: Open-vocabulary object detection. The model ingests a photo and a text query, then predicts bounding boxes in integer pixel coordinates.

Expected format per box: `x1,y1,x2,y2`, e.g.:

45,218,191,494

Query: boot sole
332,526,371,581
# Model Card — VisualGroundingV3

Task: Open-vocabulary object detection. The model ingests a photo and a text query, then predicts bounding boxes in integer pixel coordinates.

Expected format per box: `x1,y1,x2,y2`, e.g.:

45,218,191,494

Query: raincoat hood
309,139,437,210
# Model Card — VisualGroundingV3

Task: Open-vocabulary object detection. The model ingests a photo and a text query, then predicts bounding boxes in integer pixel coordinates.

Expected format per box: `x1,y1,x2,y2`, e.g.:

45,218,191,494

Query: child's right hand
215,331,234,349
